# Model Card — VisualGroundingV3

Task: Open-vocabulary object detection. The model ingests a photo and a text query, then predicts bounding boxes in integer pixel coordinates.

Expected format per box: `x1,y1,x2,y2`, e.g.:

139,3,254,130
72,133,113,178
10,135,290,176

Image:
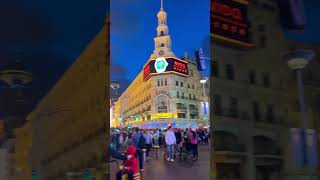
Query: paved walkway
110,144,210,180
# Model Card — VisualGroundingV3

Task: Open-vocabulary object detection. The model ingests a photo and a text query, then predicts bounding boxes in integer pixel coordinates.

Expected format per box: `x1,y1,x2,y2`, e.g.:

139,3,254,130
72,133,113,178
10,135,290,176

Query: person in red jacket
116,146,138,180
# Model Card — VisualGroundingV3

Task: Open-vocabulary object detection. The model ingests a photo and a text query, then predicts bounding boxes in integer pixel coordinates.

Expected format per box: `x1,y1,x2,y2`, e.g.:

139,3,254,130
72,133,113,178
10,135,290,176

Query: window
252,101,260,121
176,81,179,86
249,70,256,84
160,31,164,36
193,95,196,101
161,43,165,47
212,61,219,77
266,104,274,123
165,79,167,86
188,84,190,88
177,92,180,98
161,80,163,86
157,95,168,113
230,97,238,118
259,35,266,48
189,94,192,100
178,113,186,118
263,73,270,88
258,24,265,32
213,94,222,115
180,82,183,87
190,69,194,77
182,93,185,99
226,64,234,80
192,84,195,89
157,80,160,86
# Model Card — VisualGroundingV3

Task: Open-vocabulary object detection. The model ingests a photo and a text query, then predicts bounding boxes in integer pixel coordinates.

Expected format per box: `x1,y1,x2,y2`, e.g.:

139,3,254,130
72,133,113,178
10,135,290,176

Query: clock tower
150,0,176,59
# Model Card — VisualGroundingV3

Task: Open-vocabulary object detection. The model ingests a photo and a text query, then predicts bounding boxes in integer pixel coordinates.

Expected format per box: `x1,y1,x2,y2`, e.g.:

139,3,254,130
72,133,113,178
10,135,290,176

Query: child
116,146,138,180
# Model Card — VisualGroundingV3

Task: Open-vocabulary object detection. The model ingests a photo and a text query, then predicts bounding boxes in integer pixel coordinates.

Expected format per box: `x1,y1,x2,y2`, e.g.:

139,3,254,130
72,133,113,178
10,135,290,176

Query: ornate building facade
114,1,209,129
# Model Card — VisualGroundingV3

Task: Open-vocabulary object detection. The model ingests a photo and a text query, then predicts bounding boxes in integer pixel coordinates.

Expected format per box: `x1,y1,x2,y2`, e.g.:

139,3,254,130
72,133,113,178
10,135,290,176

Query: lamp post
283,49,315,179
200,76,209,124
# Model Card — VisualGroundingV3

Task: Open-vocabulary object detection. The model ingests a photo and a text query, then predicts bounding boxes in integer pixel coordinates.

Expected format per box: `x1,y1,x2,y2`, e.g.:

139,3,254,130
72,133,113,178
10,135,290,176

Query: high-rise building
114,1,209,129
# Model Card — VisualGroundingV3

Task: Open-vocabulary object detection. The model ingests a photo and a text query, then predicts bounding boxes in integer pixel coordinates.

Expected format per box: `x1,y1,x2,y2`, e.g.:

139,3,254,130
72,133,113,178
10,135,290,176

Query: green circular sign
154,57,168,73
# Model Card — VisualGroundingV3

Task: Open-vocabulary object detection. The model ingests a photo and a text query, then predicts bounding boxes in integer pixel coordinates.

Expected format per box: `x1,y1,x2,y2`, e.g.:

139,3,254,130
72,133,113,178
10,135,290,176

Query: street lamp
200,76,209,122
283,49,315,179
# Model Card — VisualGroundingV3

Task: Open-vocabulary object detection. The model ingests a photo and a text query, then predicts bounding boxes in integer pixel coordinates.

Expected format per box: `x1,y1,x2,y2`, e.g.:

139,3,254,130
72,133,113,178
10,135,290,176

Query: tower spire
149,0,175,59
161,0,163,10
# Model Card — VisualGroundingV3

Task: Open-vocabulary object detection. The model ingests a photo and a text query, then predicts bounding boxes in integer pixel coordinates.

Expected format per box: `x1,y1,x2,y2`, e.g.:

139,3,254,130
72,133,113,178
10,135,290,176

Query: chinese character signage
195,48,206,71
211,0,252,47
151,113,173,120
143,57,189,80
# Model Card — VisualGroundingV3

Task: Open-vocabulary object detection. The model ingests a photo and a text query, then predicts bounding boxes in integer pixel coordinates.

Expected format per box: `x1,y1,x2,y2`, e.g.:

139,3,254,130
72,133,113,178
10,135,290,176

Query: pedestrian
158,129,162,147
119,132,124,152
165,126,176,162
175,129,182,152
144,130,153,160
116,146,138,180
123,133,134,151
190,128,198,161
132,128,145,171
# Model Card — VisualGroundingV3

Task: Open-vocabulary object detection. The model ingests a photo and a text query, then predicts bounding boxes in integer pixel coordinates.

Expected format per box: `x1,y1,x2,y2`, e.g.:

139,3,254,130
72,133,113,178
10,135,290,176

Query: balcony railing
214,108,249,120
214,144,246,152
254,147,282,155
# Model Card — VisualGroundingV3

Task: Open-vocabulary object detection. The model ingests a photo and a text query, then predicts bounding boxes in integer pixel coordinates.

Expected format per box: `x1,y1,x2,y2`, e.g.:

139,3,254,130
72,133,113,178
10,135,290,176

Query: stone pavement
110,144,210,180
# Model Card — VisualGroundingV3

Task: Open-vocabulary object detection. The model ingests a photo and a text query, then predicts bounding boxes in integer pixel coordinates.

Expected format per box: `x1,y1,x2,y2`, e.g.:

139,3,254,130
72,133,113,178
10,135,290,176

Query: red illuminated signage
143,57,188,80
143,64,151,80
211,0,252,47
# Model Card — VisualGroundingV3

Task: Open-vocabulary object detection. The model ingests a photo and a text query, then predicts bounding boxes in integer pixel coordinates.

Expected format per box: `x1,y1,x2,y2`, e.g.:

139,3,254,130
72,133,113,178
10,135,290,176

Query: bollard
142,149,147,162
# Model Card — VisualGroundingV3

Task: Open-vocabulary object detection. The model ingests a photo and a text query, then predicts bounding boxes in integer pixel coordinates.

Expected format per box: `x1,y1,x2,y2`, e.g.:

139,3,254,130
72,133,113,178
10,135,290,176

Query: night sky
0,0,107,102
285,0,320,43
110,0,211,94
0,0,319,104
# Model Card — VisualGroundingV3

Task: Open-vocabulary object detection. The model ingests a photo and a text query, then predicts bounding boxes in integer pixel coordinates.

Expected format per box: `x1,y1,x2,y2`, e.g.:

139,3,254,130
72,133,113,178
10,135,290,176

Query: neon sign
143,57,188,80
211,0,252,47
154,57,168,73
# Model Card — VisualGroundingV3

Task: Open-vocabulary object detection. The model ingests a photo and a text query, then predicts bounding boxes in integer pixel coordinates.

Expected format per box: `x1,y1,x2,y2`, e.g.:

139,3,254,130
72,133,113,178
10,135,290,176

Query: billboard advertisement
211,0,252,47
195,48,206,71
143,57,189,80
277,0,305,30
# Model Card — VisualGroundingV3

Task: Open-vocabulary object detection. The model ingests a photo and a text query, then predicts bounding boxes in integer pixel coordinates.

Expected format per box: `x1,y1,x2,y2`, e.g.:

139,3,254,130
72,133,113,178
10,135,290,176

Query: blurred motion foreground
10,19,110,179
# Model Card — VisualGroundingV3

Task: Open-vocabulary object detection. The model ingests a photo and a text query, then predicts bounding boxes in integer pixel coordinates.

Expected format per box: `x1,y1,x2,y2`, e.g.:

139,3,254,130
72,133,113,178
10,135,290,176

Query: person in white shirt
165,126,176,161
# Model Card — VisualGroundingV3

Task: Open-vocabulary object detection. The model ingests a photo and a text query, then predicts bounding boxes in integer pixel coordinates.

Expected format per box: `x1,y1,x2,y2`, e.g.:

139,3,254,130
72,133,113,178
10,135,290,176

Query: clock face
154,57,168,73
158,50,164,56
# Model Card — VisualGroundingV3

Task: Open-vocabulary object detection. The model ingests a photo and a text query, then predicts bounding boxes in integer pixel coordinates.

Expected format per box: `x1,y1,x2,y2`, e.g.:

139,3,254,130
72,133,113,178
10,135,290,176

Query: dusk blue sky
0,0,106,101
1,0,319,102
111,0,210,92
285,0,320,43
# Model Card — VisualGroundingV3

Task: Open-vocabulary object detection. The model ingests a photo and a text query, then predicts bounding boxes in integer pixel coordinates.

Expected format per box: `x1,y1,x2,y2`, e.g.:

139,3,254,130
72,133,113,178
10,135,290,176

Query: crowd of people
110,126,210,180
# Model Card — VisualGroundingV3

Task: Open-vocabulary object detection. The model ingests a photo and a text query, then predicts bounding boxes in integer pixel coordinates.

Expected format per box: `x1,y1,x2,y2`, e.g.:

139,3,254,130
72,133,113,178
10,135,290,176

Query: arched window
160,31,165,36
157,95,168,113
161,43,165,47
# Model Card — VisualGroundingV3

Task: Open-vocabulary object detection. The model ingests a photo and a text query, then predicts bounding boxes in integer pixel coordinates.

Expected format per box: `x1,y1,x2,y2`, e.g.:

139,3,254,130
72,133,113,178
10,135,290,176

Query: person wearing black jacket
175,129,182,152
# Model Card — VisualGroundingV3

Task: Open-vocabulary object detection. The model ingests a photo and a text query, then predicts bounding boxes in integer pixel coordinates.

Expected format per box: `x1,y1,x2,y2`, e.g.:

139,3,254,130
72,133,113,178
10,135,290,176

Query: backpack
139,133,146,148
